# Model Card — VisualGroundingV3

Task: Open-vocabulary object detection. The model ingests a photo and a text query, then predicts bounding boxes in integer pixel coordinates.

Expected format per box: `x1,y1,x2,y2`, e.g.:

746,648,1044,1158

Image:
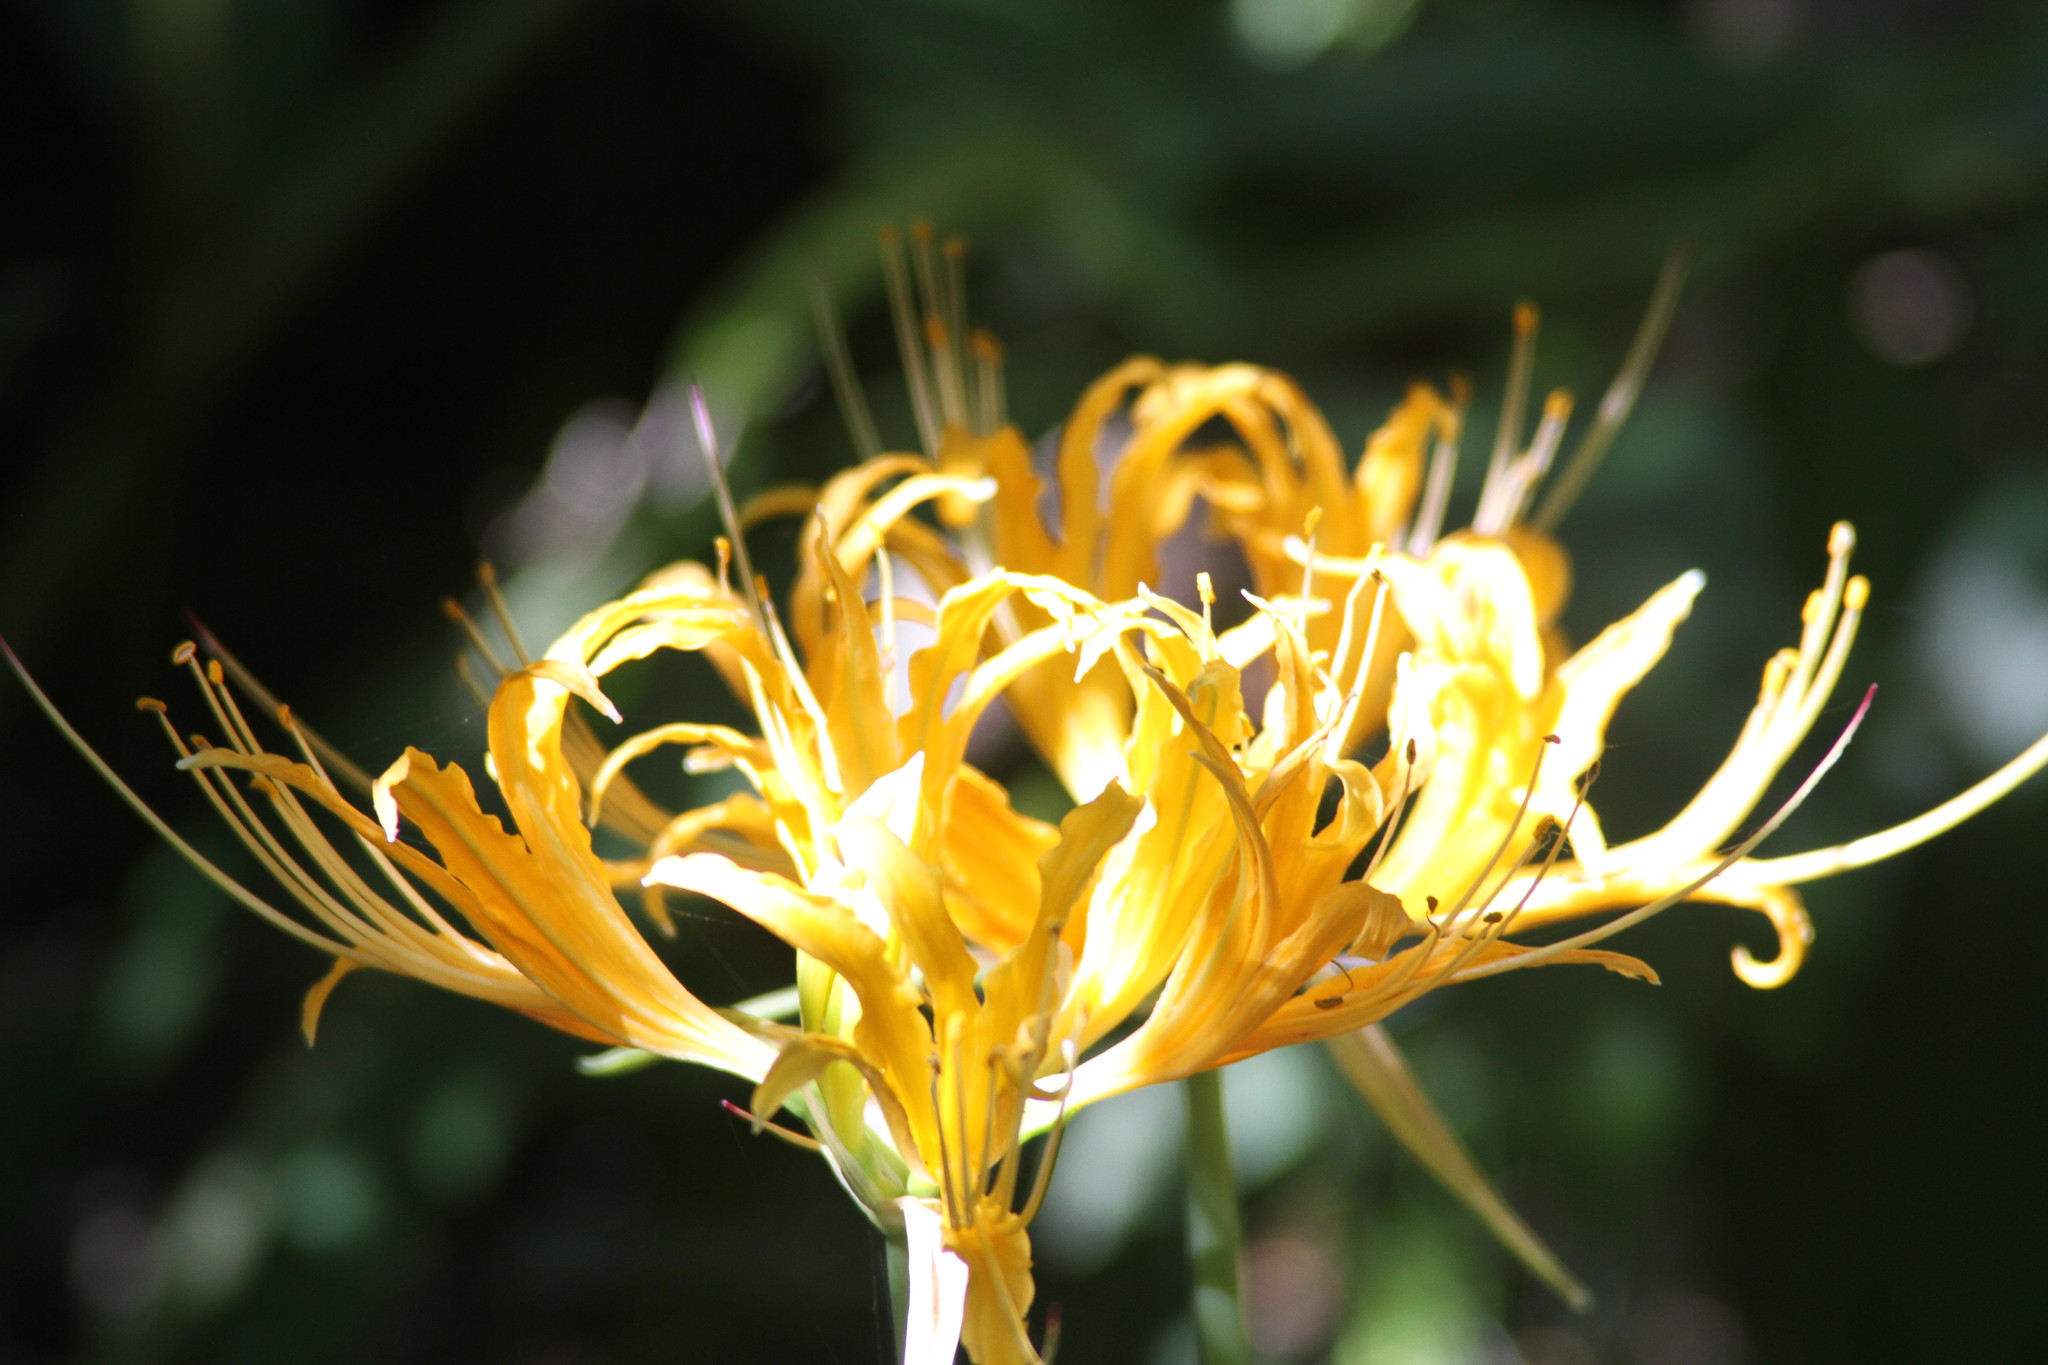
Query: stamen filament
189,620,373,794
1358,739,1418,891
1463,685,1877,980
808,268,885,459
972,329,1006,435
441,598,507,676
1740,726,2048,885
1434,735,1558,929
1408,394,1462,554
3,642,350,956
880,227,942,454
720,1099,826,1153
1476,302,1540,532
1532,242,1691,533
478,561,533,666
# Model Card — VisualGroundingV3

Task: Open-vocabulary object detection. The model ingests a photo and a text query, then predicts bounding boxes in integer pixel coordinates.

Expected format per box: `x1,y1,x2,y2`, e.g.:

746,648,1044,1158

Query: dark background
5,0,2048,1361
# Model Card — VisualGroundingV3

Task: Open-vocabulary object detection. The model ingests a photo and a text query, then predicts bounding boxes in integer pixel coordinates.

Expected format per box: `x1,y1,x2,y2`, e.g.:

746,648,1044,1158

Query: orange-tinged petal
299,958,358,1045
810,517,902,793
175,745,612,1040
380,747,771,1074
937,765,1057,953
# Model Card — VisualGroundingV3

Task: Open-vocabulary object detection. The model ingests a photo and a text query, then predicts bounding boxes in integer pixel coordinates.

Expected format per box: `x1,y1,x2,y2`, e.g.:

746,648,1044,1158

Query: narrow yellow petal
300,958,359,1046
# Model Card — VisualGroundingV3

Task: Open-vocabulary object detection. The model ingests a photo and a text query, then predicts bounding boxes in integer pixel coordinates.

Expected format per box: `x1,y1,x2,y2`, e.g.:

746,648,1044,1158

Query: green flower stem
885,1228,910,1364
1183,1069,1251,1365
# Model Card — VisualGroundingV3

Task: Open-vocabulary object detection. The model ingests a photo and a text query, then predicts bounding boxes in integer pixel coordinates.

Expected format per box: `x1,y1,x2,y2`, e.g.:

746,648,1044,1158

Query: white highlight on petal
898,1198,968,1365
372,753,409,843
846,751,927,846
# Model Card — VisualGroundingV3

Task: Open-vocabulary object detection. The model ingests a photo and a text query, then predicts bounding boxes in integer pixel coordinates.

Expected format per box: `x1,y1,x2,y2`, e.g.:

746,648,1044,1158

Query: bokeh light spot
277,1145,383,1253
1849,250,1972,366
1229,0,1419,69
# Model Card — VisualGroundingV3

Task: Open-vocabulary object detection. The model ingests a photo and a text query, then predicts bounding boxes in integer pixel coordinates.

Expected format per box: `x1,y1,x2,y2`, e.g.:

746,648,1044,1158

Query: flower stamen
1465,685,1879,982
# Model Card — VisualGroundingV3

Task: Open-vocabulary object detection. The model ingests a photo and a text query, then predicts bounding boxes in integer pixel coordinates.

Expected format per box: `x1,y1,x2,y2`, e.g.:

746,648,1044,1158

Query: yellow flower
784,238,2048,1319
911,357,1435,798
16,236,2048,1365
680,459,1656,1355
12,417,1142,1363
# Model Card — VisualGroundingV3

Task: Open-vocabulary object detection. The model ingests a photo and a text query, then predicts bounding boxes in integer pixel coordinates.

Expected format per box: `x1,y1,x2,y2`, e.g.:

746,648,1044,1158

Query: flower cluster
17,237,2047,1365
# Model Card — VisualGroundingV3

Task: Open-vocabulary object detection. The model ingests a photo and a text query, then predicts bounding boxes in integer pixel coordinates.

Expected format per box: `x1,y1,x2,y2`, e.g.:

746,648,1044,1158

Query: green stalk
885,1228,910,1364
1183,1070,1251,1365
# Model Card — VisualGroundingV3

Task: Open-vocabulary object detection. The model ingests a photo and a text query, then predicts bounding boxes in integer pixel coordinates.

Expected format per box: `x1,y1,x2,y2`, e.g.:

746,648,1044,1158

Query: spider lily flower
803,242,2048,1309
606,419,1622,1353
640,491,1641,1362
639,506,1163,1362
839,236,1679,798
779,241,1659,1301
8,428,1147,1365
1309,522,2028,1000
788,245,1684,1299
7,642,623,1050
18,225,2046,1365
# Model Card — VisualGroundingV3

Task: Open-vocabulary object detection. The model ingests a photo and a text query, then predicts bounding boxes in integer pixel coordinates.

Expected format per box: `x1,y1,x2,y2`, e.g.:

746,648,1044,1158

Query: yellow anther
1542,388,1574,422
1196,572,1215,608
478,560,498,587
971,328,1003,363
1802,589,1823,625
1829,521,1856,557
171,641,196,666
206,659,224,686
277,703,295,730
924,315,950,350
136,696,167,714
1514,301,1540,335
1303,506,1323,539
1845,575,1870,611
1761,650,1796,694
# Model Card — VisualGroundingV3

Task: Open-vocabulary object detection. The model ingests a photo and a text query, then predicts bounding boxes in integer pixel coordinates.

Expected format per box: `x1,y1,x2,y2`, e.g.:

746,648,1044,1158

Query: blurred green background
6,0,2048,1361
